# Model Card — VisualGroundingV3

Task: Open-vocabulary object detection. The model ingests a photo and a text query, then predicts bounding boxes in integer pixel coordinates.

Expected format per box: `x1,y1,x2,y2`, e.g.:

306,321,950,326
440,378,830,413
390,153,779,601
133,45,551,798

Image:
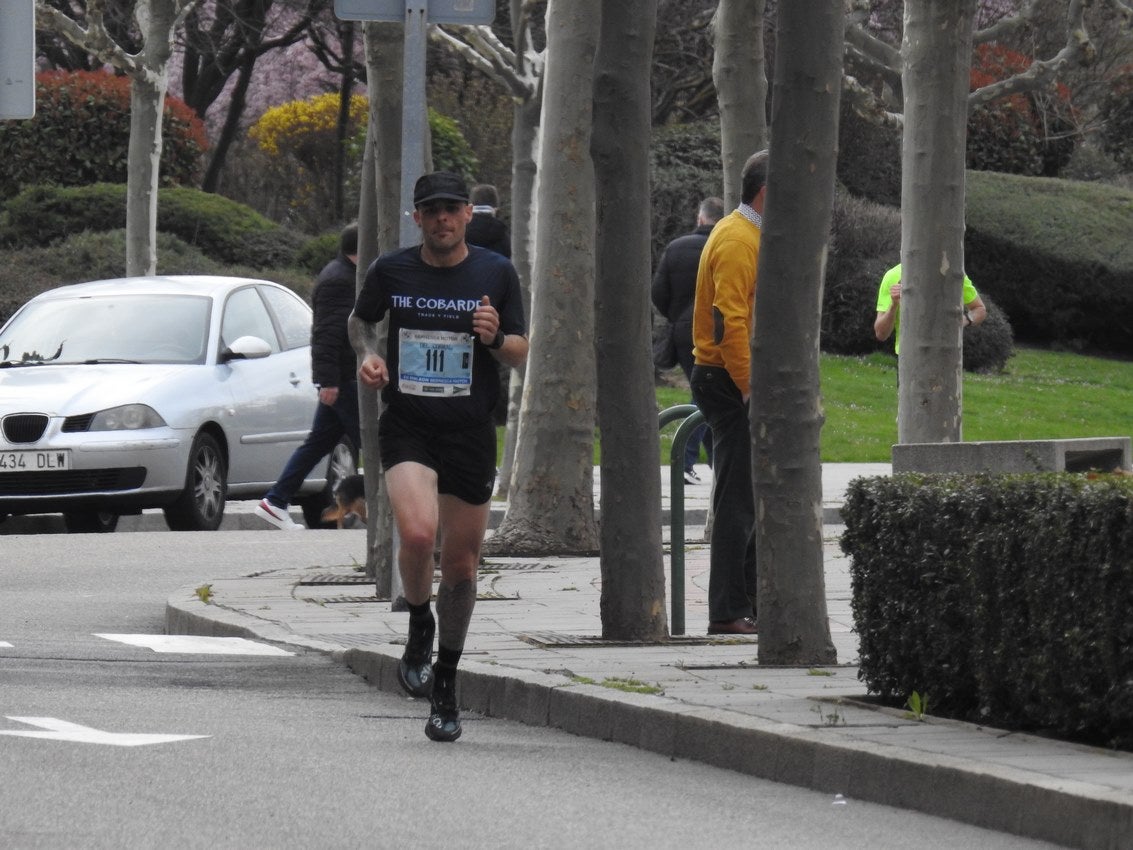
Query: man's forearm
492,334,529,370
348,313,379,359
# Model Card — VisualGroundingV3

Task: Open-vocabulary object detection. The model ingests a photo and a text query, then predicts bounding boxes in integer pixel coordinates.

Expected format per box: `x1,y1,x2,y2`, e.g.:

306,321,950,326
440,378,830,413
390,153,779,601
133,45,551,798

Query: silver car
0,276,353,532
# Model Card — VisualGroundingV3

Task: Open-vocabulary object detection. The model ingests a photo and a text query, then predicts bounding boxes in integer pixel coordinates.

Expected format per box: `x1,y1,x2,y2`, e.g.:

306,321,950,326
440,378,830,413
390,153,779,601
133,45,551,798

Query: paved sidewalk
165,464,1131,850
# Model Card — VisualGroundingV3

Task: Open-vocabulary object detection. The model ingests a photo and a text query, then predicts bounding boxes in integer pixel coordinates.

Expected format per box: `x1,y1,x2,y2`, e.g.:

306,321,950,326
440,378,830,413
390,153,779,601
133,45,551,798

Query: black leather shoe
707,617,758,635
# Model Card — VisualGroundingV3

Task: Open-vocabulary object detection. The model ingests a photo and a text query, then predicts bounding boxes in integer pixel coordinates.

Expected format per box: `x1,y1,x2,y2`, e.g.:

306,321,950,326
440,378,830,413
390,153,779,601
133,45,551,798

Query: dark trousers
674,323,711,470
264,381,361,507
689,364,756,622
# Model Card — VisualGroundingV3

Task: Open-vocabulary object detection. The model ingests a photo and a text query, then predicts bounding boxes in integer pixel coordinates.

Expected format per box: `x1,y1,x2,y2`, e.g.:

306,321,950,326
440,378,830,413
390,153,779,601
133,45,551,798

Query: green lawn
654,347,1133,464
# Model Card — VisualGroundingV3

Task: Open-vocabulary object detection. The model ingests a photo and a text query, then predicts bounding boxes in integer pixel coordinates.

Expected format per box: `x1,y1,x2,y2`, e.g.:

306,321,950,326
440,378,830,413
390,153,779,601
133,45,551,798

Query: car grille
0,468,147,495
3,414,49,443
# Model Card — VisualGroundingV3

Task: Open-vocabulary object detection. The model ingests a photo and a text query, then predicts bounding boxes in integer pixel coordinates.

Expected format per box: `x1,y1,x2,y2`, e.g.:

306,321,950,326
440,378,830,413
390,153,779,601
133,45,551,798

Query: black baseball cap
413,171,470,206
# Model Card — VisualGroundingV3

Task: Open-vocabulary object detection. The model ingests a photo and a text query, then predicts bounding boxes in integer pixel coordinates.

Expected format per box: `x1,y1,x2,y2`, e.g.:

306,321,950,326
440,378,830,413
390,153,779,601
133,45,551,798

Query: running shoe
425,676,461,742
254,499,303,531
397,615,435,699
683,467,702,485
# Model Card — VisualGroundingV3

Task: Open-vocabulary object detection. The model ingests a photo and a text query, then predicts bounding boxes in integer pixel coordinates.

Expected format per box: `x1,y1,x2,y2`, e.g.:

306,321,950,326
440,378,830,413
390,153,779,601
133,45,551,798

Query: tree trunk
201,55,255,194
487,0,601,557
897,0,977,444
496,90,541,500
125,0,179,277
592,0,666,640
333,20,356,225
753,0,841,666
125,76,164,277
712,0,768,210
358,21,404,598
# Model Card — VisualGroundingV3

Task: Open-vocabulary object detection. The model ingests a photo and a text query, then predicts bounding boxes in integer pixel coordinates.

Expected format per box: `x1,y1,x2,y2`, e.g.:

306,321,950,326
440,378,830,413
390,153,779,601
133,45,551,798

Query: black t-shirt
353,244,525,428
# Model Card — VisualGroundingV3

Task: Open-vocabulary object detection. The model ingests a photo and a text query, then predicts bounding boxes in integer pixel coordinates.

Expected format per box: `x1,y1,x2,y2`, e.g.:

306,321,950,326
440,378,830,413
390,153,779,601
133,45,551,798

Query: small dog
321,473,367,529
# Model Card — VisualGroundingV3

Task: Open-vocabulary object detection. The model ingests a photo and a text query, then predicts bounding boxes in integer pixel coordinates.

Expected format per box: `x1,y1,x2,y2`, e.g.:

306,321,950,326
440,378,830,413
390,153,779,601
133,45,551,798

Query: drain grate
300,589,518,604
518,632,756,648
481,562,557,571
299,573,372,586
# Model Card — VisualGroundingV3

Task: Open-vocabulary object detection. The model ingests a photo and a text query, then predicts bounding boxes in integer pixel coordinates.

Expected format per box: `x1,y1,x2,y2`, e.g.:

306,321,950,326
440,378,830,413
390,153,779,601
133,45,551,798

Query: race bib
398,328,474,397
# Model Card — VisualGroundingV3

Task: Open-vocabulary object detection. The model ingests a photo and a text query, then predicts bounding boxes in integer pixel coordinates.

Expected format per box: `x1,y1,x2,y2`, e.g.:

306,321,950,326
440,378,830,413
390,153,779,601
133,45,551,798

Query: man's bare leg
425,494,490,742
385,462,440,698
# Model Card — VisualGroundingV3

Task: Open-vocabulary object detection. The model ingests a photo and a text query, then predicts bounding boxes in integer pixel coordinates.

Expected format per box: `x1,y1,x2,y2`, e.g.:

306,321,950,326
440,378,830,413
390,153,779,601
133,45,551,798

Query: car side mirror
221,335,273,362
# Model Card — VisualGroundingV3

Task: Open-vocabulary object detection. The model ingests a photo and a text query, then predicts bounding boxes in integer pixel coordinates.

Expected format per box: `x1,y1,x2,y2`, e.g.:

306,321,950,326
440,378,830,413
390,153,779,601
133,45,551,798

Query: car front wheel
164,432,227,531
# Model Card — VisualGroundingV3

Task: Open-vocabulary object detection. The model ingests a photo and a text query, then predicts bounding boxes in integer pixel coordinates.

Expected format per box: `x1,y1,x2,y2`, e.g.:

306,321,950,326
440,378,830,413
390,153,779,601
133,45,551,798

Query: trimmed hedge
965,171,1133,354
0,230,221,326
0,183,305,268
842,473,1133,750
0,70,205,199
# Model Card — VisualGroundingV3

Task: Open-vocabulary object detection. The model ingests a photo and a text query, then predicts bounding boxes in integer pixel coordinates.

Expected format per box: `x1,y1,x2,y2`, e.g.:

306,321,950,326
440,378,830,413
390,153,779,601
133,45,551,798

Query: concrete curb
166,587,1132,850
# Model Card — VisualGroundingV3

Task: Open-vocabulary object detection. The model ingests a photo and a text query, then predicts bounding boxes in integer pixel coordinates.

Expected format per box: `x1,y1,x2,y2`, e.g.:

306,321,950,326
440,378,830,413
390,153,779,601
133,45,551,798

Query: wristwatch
488,330,505,350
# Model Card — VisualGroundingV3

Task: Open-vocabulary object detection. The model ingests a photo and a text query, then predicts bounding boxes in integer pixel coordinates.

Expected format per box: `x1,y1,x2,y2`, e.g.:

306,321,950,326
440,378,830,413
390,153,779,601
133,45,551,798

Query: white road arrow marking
0,641,12,648
95,634,293,656
0,717,209,747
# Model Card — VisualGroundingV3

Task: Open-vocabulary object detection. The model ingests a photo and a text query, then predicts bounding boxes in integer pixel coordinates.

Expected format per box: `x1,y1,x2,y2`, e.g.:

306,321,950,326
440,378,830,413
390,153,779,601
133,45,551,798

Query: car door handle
289,373,301,386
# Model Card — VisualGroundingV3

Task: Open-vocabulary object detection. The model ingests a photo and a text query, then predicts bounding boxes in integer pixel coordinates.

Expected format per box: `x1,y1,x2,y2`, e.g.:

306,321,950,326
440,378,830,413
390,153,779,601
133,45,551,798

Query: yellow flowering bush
249,92,368,163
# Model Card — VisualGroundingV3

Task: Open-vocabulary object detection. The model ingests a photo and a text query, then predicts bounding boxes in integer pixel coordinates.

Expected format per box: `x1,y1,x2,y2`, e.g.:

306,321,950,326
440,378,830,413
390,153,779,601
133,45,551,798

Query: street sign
334,0,495,24
333,0,495,246
0,0,36,119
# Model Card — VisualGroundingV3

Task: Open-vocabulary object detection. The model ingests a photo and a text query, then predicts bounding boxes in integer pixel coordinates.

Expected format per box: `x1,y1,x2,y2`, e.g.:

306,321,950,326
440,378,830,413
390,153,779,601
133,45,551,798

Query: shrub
428,70,515,202
1098,69,1133,172
0,230,221,326
0,70,206,199
428,107,480,180
821,255,892,356
0,183,303,268
967,44,1077,177
246,93,477,230
835,99,902,207
965,170,1133,354
842,473,1133,750
650,121,723,264
295,231,343,276
962,292,1014,374
823,193,895,356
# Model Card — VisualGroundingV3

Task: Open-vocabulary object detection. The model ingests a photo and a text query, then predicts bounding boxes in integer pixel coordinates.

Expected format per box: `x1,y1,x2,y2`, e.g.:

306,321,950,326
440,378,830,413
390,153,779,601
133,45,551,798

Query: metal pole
658,405,703,636
399,2,428,248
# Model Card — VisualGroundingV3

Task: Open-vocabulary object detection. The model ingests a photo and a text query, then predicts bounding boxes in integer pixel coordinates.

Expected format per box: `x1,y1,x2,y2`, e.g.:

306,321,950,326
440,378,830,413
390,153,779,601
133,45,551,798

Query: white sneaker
683,468,702,485
254,499,303,530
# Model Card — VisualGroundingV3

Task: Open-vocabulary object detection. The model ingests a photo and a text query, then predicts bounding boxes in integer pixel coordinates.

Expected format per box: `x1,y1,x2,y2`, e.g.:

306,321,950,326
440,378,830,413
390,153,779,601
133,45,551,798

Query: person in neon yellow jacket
874,263,987,353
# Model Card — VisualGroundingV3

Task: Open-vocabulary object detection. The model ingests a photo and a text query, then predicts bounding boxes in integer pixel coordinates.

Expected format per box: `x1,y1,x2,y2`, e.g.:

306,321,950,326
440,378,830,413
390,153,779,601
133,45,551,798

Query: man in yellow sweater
689,150,767,636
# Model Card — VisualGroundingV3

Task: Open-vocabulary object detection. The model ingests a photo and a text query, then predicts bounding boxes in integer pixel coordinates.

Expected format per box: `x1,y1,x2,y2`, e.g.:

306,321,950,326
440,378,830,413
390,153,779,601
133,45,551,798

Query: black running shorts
378,413,497,506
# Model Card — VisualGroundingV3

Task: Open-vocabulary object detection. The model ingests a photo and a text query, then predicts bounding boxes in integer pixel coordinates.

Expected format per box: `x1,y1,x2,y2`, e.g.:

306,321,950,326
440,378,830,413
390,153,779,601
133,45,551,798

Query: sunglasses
417,201,467,216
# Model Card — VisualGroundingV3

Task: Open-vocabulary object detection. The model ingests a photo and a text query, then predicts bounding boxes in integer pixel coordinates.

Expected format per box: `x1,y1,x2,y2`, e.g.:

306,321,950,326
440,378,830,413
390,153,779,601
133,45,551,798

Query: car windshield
0,294,212,366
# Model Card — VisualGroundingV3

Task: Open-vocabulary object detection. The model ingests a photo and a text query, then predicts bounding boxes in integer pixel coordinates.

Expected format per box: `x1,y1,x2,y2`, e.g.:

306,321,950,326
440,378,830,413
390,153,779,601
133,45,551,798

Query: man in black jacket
465,184,511,258
256,223,362,530
651,197,724,484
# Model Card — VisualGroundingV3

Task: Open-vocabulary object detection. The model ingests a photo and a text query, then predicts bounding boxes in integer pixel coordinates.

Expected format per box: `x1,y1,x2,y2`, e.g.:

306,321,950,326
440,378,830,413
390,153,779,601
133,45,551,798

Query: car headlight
88,404,167,431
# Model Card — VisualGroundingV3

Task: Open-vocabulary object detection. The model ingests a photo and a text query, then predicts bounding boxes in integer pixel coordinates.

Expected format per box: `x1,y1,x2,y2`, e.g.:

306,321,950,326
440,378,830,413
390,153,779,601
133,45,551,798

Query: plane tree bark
592,0,667,640
484,0,601,556
753,0,842,665
712,0,768,209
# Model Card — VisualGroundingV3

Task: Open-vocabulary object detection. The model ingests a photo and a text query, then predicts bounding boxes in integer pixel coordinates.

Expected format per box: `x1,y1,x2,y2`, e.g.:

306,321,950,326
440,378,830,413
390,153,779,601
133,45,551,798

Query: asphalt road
0,532,1059,849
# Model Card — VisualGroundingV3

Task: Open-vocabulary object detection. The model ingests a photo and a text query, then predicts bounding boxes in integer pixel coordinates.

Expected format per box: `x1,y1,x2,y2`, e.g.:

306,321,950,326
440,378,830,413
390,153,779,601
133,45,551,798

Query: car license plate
0,449,71,472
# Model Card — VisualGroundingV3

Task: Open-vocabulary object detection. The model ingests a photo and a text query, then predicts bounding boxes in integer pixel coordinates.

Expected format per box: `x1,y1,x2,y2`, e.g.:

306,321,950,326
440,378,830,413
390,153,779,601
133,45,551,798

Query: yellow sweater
691,210,760,394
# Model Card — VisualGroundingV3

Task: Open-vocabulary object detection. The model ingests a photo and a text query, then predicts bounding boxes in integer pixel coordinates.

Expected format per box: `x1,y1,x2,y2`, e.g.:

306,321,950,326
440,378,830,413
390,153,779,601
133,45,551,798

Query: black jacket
650,223,714,327
309,253,358,388
466,213,511,258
